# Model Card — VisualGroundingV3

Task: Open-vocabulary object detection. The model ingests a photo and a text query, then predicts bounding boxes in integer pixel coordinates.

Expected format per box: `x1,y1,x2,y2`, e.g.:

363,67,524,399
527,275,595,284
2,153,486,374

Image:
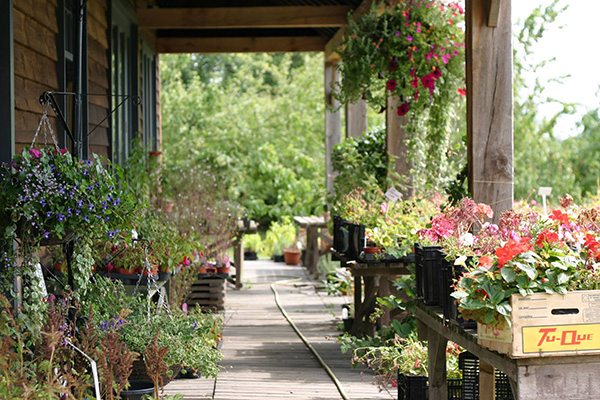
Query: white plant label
385,187,402,203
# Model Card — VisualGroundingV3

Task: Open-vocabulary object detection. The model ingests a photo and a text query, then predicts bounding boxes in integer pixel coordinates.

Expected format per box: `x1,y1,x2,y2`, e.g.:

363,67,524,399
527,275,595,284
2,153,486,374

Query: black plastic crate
398,374,428,400
447,378,462,400
346,222,365,261
414,243,424,298
459,351,515,400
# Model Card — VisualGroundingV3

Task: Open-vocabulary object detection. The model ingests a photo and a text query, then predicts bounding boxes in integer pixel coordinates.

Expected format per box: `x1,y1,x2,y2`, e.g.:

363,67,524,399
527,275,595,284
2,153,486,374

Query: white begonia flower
459,232,474,247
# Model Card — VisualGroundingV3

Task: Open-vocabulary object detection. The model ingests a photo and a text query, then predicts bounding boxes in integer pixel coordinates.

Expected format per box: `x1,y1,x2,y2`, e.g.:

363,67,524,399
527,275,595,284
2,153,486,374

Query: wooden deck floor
164,260,394,400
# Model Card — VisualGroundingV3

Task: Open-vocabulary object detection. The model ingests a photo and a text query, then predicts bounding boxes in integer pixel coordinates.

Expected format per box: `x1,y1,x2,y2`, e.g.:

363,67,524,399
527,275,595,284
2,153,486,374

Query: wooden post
305,225,319,276
466,0,513,220
234,237,243,289
325,61,342,197
386,96,413,197
479,361,495,400
427,327,448,400
345,100,367,138
377,276,391,326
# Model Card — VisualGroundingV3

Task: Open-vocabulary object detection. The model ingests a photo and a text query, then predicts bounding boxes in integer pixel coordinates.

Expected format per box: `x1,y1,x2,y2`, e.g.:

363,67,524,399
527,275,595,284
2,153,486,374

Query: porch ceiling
138,0,366,53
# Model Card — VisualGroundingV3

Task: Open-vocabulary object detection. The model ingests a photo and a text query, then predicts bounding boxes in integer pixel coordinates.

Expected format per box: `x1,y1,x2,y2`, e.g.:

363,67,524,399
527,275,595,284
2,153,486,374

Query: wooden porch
164,260,394,400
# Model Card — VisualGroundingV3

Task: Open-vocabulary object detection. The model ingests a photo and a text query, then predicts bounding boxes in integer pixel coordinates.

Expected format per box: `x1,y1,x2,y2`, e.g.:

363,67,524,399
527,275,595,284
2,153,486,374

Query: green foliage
331,128,392,204
243,233,262,253
262,217,297,256
160,53,326,226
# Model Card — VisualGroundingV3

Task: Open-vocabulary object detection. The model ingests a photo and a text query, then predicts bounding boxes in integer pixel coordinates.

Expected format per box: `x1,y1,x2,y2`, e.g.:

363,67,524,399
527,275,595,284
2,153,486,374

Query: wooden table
293,216,327,276
415,302,600,400
345,259,409,337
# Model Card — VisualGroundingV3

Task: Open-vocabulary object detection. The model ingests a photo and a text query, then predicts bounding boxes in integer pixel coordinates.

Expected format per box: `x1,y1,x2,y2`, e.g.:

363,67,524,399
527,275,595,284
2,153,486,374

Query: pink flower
396,102,410,116
106,262,115,273
442,54,450,64
386,79,397,91
406,35,413,42
380,202,388,214
416,22,422,33
59,148,69,155
29,148,42,158
182,303,188,315
411,76,419,89
457,88,467,97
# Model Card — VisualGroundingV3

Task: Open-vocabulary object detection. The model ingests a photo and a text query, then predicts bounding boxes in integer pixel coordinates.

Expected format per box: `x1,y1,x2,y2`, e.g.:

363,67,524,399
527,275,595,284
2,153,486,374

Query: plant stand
293,216,326,276
414,302,600,400
338,255,409,336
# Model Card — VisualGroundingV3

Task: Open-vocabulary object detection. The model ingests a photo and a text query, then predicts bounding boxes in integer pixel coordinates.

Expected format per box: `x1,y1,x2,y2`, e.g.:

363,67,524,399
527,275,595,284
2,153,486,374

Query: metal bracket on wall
39,90,141,155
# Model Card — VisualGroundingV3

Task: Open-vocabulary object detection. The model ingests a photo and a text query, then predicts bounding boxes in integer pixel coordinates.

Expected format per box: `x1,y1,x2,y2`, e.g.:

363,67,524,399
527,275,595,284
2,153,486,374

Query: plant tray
97,271,170,285
477,290,600,358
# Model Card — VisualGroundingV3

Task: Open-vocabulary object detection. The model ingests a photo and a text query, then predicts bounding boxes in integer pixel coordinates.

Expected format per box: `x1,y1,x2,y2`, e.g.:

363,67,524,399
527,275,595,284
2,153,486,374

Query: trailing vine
336,0,465,193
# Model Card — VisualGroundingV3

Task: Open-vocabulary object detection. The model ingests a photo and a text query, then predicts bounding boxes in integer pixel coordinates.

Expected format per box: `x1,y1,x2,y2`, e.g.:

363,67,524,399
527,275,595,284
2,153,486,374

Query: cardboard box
477,290,600,358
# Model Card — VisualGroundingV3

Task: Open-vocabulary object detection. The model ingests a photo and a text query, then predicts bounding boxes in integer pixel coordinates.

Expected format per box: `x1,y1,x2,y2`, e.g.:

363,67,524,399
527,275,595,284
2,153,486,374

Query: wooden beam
0,0,15,163
325,61,341,198
345,100,367,138
325,0,374,62
156,36,326,53
466,0,513,221
427,326,448,400
138,6,350,29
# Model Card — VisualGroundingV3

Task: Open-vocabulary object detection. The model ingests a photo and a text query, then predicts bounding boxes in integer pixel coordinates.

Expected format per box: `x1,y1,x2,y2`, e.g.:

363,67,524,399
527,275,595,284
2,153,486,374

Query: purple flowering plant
0,146,136,247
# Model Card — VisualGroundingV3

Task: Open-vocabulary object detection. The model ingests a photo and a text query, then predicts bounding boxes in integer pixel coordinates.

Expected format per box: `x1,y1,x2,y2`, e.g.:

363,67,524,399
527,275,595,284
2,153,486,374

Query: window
141,44,157,151
111,1,136,163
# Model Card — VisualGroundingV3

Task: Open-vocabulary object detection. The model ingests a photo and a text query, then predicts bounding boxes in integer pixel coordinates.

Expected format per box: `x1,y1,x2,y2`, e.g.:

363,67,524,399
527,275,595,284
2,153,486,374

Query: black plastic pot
418,245,443,305
441,256,477,330
272,254,284,263
347,222,365,261
120,381,155,400
342,317,354,332
333,215,349,255
397,374,428,400
244,251,258,260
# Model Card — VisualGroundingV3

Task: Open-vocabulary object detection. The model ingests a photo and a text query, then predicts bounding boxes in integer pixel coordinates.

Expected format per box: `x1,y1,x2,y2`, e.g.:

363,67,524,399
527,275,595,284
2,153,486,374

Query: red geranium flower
495,237,532,268
535,229,559,248
421,74,435,89
478,255,495,269
457,88,467,96
549,209,570,225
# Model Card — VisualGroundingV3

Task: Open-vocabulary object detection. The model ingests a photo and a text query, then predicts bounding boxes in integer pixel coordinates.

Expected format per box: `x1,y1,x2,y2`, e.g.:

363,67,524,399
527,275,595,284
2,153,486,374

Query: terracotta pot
198,266,208,274
118,268,135,275
363,246,381,254
283,249,301,266
217,266,230,274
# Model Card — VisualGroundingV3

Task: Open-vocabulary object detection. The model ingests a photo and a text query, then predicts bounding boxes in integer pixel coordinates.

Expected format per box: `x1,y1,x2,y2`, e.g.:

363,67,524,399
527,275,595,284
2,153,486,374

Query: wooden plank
346,100,367,138
88,126,109,147
14,0,58,34
88,0,108,30
14,76,54,114
466,0,513,222
324,61,341,197
386,95,412,197
234,238,243,289
13,7,58,62
479,361,495,400
14,42,59,88
488,0,501,27
156,36,326,53
325,0,374,62
88,37,109,69
138,6,350,29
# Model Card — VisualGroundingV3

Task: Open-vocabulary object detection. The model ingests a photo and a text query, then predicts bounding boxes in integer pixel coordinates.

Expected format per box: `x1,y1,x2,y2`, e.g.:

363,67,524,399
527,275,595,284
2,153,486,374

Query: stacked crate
186,275,227,311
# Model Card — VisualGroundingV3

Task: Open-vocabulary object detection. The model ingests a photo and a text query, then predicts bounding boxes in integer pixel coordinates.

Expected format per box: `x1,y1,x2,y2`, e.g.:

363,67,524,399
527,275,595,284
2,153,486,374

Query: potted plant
451,201,600,357
243,233,262,260
264,217,297,262
283,245,301,266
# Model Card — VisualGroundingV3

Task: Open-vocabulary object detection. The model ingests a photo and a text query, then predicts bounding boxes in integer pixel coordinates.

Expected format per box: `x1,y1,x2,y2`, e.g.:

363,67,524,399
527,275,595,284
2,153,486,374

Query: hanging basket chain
31,104,60,150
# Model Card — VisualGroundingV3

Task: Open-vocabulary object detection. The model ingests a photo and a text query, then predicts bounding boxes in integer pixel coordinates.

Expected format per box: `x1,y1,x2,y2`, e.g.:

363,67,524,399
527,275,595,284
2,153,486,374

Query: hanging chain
31,104,60,150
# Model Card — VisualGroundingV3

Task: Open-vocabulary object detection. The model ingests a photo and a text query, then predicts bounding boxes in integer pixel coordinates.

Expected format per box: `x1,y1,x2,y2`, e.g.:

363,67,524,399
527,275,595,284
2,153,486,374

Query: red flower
421,74,435,89
457,88,467,96
432,67,442,79
411,76,419,89
584,234,600,261
549,209,570,225
386,79,397,91
495,237,532,268
413,91,420,102
59,148,69,155
397,102,410,116
535,229,559,248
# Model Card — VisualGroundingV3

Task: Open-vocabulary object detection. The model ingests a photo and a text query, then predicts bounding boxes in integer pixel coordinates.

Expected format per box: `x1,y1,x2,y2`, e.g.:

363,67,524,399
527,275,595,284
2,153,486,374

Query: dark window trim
1,0,15,163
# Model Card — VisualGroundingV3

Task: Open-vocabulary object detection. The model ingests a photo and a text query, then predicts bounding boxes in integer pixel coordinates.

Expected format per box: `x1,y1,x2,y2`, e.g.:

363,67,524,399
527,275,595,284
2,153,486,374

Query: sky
512,1,600,138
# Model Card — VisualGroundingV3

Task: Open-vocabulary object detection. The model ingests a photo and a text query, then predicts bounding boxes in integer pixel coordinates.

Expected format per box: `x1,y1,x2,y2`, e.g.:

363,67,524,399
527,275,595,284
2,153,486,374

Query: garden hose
271,279,350,400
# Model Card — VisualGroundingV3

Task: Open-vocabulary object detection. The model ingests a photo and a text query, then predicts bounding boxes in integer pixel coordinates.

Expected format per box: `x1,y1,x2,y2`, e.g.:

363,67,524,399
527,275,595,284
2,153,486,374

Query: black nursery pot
346,222,365,261
120,381,155,400
333,215,349,255
419,245,443,306
244,251,258,260
397,374,428,400
441,256,476,330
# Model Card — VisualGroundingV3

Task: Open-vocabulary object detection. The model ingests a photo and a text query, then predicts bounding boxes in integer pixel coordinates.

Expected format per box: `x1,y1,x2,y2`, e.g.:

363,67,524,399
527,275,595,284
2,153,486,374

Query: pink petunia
29,148,42,159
